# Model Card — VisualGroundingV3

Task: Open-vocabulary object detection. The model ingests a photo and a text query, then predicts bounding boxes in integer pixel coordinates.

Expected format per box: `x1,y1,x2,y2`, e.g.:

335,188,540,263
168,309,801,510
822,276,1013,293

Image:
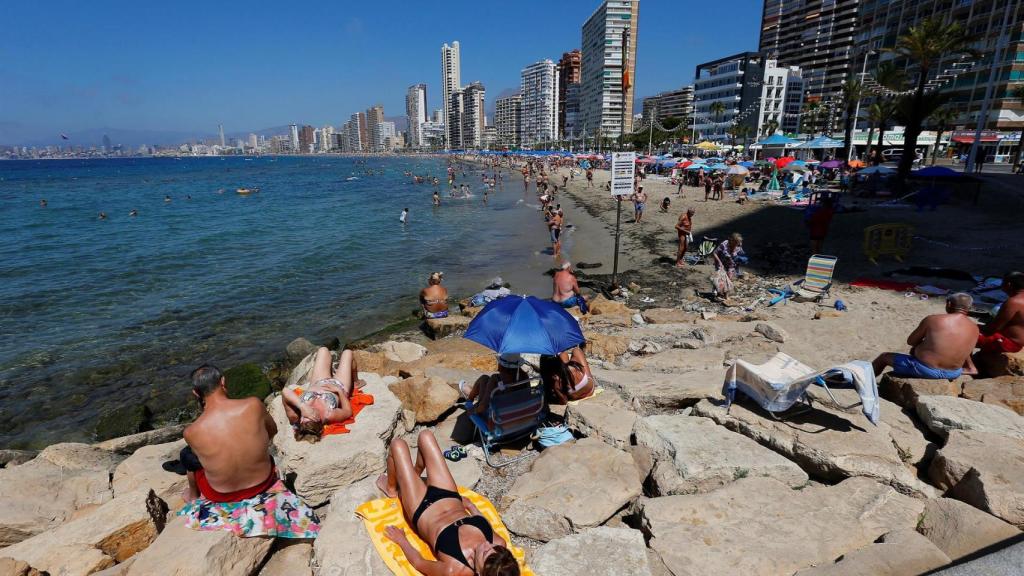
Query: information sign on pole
610,152,636,197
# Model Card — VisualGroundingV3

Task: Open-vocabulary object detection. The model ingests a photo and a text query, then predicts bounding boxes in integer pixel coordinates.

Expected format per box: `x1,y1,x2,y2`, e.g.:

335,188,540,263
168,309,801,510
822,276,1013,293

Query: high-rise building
343,114,363,152
754,60,803,139
449,82,486,149
520,60,560,146
218,124,226,147
580,0,639,140
558,50,582,137
563,84,581,139
641,85,695,123
298,125,315,153
781,67,805,135
854,0,1023,132
406,83,428,149
319,125,335,152
758,0,859,105
380,121,396,151
495,94,522,148
289,124,300,152
366,106,385,152
102,134,112,152
441,41,462,149
248,133,259,151
692,52,766,141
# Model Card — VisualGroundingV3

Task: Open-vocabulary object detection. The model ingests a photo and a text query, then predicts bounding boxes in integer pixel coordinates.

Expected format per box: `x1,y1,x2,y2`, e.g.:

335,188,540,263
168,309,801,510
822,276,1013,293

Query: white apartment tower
289,124,300,152
495,94,522,148
440,41,462,149
580,0,639,140
366,105,385,152
406,83,428,149
520,60,560,146
454,82,486,149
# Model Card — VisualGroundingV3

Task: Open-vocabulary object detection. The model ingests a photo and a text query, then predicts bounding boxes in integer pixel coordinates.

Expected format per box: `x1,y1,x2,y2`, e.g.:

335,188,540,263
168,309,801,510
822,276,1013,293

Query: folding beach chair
793,254,837,302
694,236,718,265
466,376,547,468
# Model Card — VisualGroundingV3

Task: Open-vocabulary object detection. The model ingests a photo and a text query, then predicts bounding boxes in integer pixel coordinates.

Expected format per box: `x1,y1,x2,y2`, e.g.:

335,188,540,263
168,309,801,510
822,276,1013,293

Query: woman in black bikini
378,430,519,576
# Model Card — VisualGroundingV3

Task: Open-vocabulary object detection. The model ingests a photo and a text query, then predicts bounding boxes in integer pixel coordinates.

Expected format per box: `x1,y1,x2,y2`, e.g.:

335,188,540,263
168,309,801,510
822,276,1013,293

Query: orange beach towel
292,388,374,436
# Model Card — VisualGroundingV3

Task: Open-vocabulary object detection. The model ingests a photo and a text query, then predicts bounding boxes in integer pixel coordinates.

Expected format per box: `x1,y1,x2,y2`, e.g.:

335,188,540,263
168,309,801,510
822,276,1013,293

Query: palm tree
840,76,864,161
864,62,907,164
762,119,779,139
926,106,958,165
736,124,753,154
709,101,726,140
885,17,977,180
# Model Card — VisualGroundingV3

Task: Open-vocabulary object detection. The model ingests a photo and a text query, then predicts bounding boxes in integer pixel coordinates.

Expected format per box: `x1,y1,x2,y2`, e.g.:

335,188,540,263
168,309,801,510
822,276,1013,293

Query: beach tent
738,161,755,168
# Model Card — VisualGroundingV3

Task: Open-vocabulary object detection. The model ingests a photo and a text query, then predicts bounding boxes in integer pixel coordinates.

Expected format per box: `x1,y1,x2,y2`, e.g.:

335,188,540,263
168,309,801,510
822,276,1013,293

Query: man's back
185,397,273,493
914,313,979,370
999,293,1024,343
553,270,577,300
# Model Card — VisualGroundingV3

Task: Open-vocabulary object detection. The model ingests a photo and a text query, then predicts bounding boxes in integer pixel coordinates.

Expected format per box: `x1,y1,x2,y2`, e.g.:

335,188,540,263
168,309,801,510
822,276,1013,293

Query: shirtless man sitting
182,365,278,503
873,293,979,379
420,272,449,319
552,262,586,311
977,271,1024,354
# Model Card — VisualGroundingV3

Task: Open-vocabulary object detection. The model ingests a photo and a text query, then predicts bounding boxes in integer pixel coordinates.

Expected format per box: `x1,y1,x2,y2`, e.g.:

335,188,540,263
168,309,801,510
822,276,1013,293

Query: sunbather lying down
282,347,365,441
377,430,520,576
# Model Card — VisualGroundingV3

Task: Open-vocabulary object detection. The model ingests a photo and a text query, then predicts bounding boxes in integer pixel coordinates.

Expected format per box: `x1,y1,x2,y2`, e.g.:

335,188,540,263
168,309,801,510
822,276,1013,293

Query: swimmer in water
165,195,172,203
129,209,138,217
40,199,47,207
433,191,441,206
483,191,488,204
98,212,107,220
186,195,192,200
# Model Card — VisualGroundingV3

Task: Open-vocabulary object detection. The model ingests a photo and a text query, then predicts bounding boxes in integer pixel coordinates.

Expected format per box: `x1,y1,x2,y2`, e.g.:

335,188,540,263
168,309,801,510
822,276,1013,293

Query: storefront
950,131,1021,164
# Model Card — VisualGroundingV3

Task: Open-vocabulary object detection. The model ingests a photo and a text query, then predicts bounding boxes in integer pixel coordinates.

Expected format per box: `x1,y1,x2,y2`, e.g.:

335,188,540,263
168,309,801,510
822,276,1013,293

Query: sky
0,0,763,145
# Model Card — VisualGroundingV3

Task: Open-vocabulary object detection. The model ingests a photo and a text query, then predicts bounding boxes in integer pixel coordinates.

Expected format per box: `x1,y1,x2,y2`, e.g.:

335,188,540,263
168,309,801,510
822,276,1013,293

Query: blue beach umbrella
464,296,585,355
738,161,755,168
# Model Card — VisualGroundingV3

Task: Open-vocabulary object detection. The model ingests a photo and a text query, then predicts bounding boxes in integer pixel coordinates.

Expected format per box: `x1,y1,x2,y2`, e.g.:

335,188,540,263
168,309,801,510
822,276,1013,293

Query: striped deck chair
793,254,837,302
467,376,546,468
694,236,718,265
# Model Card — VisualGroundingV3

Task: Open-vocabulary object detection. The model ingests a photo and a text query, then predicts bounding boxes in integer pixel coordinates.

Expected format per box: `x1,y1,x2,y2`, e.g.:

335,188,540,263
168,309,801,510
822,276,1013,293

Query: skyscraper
218,124,225,147
693,52,765,141
495,94,522,148
102,134,112,152
580,0,639,140
299,125,315,153
406,84,428,149
451,82,486,149
441,41,462,149
521,60,560,146
366,105,385,152
558,50,582,138
289,124,300,152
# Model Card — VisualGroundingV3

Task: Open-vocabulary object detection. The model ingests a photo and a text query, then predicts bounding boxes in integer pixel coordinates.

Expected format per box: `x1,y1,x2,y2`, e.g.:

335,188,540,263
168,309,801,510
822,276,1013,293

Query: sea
0,155,571,449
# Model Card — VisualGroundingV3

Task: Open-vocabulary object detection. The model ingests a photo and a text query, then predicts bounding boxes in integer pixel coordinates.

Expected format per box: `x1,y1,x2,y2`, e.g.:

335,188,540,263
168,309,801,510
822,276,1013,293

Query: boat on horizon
236,187,259,195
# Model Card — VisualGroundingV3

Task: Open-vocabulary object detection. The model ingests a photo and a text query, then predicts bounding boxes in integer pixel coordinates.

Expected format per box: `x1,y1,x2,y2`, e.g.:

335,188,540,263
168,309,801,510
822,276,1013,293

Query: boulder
917,498,1022,561
388,376,459,424
314,477,391,576
929,430,1024,528
94,404,152,442
587,295,636,317
272,372,402,507
693,399,936,497
961,376,1024,416
974,349,1024,377
286,350,321,388
124,516,272,576
642,477,925,576
596,369,720,414
395,351,496,378
1,489,166,576
915,396,1024,441
792,530,951,576
502,438,641,541
628,340,663,355
0,558,44,576
96,424,187,454
285,337,316,364
585,333,630,362
878,374,965,409
641,308,697,324
564,391,637,450
754,322,788,343
422,366,486,391
633,415,808,495
258,541,312,576
377,341,428,363
112,440,188,505
529,526,653,576
0,443,121,546
224,363,273,400
0,450,36,468
927,540,1024,576
423,315,471,339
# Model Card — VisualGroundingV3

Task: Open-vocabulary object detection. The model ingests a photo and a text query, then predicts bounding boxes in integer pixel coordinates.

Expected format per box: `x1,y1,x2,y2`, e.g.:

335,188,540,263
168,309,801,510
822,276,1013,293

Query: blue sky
0,0,762,144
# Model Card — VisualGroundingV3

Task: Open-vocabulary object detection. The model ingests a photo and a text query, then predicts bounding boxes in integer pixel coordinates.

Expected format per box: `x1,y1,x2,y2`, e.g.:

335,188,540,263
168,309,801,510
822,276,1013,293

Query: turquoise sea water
0,156,559,448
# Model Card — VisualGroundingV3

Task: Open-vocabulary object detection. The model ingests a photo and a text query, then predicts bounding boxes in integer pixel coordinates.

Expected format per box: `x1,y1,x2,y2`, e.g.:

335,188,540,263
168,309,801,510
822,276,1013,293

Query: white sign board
610,152,636,197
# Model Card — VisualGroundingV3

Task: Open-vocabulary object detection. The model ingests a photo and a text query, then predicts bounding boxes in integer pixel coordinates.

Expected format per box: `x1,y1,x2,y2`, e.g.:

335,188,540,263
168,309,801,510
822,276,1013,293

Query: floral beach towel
178,479,320,539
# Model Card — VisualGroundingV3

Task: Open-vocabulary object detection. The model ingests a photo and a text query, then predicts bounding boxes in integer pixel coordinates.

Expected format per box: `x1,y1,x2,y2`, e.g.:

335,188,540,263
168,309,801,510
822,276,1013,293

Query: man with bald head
873,293,979,379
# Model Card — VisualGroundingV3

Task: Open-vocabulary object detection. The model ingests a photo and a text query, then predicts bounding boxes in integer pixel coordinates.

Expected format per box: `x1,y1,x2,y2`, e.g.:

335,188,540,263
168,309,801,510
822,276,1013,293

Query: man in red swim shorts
977,271,1024,353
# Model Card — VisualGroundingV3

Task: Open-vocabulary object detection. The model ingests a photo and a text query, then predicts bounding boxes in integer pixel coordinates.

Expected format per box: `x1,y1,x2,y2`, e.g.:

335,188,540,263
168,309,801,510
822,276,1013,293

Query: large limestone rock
587,295,636,317
314,477,390,576
286,337,316,364
95,424,187,455
754,322,788,343
634,415,808,495
564,391,637,450
917,498,1022,561
377,340,428,363
915,395,1024,441
502,438,641,541
693,398,935,497
112,440,188,505
927,540,1024,576
0,450,35,468
286,350,321,388
586,333,630,362
258,541,312,576
424,315,471,339
0,558,44,576
974,349,1024,377
878,374,964,409
595,369,719,414
0,443,122,546
961,376,1024,416
272,372,402,507
792,530,951,576
125,516,272,576
1,489,165,576
388,375,459,424
642,477,925,576
929,430,1024,528
529,526,653,576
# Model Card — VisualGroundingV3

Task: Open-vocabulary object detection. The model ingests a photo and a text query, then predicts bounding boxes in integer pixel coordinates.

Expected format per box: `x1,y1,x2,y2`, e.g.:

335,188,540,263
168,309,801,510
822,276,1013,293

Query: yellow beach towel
355,487,535,576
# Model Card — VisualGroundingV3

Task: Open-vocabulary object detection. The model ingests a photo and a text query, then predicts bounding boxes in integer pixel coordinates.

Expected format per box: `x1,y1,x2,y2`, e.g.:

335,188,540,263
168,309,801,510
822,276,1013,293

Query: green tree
762,119,779,139
926,105,958,165
709,102,726,140
885,17,977,180
840,76,865,161
865,62,907,164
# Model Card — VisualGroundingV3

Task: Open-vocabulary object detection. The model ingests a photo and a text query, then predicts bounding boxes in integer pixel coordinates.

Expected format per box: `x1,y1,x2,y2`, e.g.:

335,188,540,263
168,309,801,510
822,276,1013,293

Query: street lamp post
848,50,874,162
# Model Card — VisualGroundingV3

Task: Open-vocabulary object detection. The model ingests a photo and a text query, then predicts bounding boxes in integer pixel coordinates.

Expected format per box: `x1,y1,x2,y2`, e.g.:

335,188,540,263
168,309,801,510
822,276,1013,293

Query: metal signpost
610,151,636,287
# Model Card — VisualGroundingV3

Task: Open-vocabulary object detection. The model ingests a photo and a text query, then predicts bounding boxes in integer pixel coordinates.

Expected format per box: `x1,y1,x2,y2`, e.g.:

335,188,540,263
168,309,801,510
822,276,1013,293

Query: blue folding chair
466,376,547,468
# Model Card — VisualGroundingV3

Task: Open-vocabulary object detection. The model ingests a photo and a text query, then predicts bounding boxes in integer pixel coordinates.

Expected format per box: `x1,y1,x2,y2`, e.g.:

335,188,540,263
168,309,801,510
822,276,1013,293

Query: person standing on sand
586,169,594,188
805,197,835,254
632,186,647,223
873,293,979,379
976,272,1024,354
549,210,563,256
675,208,695,267
704,176,713,201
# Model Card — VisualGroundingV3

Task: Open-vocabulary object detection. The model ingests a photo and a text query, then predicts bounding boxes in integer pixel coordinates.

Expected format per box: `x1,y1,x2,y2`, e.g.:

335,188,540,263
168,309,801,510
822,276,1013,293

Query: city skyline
0,0,763,145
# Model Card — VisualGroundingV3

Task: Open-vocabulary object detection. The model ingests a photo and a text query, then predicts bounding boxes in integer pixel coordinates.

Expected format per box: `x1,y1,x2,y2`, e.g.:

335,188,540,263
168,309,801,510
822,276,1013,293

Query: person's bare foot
181,486,198,504
376,474,398,498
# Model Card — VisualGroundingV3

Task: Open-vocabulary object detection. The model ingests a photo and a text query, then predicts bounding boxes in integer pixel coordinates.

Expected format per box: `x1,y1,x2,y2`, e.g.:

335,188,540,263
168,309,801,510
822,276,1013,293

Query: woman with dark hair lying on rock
539,344,596,404
377,429,520,576
281,347,362,440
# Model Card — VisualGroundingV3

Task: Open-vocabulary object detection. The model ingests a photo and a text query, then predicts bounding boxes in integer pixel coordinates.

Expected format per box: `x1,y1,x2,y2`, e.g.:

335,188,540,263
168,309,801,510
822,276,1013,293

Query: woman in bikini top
379,430,520,576
281,347,361,440
540,346,596,404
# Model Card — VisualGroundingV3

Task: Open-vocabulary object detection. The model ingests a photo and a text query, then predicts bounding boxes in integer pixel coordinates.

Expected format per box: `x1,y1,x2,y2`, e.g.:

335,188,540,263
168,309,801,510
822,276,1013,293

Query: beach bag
533,424,573,448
